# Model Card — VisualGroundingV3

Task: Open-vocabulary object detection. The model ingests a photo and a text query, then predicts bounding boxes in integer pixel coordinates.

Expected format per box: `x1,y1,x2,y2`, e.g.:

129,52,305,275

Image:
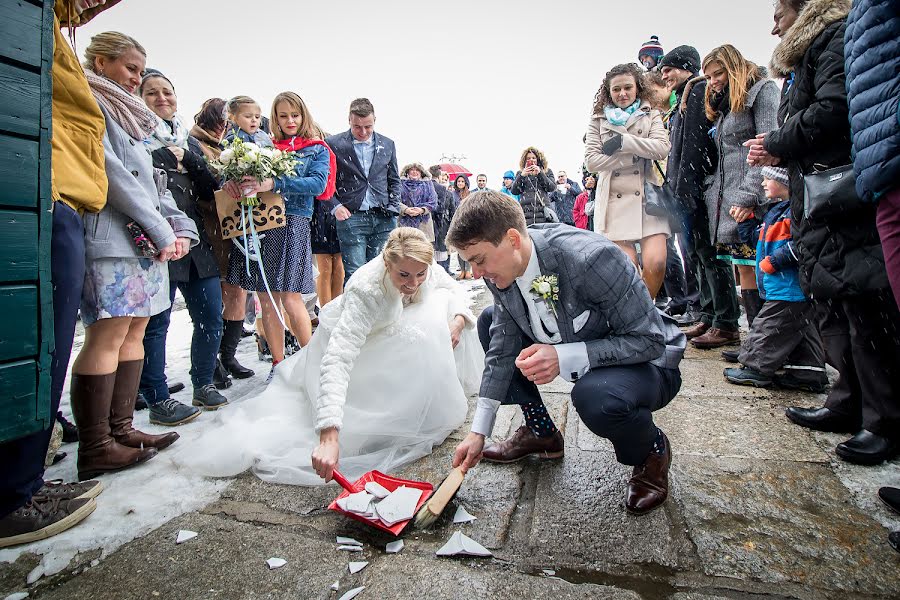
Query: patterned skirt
716,242,757,266
81,257,170,327
226,215,314,294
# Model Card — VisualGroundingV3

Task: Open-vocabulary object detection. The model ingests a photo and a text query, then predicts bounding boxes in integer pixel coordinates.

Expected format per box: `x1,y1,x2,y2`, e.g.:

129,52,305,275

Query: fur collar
769,0,850,77
680,75,707,113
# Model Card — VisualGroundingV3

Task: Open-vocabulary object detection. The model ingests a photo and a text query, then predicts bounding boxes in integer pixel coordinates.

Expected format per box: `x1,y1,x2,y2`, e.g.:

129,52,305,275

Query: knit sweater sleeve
734,82,780,208
315,282,382,432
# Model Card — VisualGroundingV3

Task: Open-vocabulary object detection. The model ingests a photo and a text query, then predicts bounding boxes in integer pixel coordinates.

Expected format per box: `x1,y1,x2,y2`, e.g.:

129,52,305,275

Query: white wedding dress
181,257,484,486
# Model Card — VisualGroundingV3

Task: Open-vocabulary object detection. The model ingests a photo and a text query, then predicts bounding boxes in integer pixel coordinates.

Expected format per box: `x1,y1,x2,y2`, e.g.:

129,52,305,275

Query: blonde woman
184,228,484,485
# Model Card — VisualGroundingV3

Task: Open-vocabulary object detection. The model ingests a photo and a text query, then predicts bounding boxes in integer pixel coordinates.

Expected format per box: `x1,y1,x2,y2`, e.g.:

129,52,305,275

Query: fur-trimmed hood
400,162,430,179
680,75,707,113
518,146,549,171
769,0,851,77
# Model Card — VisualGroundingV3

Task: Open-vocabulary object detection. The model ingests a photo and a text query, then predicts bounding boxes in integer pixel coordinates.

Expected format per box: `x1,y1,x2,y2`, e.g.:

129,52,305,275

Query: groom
448,191,685,514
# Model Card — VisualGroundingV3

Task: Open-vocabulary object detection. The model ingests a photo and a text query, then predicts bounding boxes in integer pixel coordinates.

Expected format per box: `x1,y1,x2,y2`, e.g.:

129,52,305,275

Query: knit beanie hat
658,45,701,74
503,170,515,180
761,166,790,188
638,36,664,65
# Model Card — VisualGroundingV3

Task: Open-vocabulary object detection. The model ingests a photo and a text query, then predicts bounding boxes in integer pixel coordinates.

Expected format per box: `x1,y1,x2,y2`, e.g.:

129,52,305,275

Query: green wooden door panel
0,285,38,361
0,62,40,137
0,210,38,282
0,1,43,68
0,135,39,209
0,360,44,440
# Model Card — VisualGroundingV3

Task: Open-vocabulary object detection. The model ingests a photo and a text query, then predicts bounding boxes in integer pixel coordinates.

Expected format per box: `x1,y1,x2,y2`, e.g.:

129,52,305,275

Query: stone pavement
2,286,899,599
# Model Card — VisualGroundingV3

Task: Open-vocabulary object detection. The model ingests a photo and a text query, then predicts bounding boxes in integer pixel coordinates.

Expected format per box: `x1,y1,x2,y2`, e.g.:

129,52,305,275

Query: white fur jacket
314,258,476,432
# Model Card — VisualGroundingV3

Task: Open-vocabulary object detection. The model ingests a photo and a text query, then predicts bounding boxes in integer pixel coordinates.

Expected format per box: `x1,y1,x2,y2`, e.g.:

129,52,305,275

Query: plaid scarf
84,68,158,140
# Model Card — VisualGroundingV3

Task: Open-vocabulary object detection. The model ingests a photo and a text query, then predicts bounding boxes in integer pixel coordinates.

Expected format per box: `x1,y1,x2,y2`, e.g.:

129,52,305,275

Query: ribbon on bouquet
239,202,288,331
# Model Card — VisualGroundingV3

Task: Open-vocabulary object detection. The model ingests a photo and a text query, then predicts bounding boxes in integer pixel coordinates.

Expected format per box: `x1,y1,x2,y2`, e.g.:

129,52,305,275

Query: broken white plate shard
436,531,492,557
453,505,477,524
336,497,349,511
175,530,198,544
385,540,404,554
338,587,365,600
344,491,374,514
542,569,556,576
330,581,340,591
337,545,363,552
266,557,287,570
374,486,422,526
336,536,362,546
364,481,390,499
348,561,368,574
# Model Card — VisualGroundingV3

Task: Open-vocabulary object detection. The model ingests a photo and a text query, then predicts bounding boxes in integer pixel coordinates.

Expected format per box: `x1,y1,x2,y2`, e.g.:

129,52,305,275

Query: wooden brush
412,467,465,529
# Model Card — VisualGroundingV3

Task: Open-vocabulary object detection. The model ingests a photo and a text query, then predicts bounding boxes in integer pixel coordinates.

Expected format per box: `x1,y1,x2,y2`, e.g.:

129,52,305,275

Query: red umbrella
438,163,472,179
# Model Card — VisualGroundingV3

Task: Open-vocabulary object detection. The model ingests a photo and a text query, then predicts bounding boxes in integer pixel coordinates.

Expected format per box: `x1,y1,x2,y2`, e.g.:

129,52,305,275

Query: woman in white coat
585,63,671,298
183,228,483,485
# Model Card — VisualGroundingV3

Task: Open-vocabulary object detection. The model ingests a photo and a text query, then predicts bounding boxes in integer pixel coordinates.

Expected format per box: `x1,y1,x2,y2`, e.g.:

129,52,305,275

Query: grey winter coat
702,79,780,244
83,105,198,261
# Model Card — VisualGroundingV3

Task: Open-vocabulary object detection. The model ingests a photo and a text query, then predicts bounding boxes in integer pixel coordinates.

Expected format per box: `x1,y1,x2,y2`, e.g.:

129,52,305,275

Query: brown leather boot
682,322,710,339
690,327,740,349
109,360,179,451
482,426,564,463
70,372,157,481
625,430,671,515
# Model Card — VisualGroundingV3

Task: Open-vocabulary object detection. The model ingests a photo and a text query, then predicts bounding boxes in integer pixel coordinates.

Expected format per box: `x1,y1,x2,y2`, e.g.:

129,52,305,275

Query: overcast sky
73,0,780,186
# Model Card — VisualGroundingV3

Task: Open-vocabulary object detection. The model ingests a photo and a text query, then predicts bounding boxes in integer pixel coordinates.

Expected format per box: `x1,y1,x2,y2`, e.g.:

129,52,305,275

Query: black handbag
643,161,682,232
803,164,862,221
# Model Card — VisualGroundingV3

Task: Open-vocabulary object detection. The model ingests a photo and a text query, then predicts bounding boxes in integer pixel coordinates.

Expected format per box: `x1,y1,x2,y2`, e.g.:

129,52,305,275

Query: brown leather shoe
690,327,740,349
482,426,564,463
682,322,710,339
109,360,179,450
625,430,671,515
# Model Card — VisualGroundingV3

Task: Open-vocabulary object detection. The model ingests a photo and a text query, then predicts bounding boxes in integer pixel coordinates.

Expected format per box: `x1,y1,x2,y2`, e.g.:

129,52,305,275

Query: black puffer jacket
151,137,220,282
511,169,557,226
666,76,716,211
431,180,455,253
764,0,887,299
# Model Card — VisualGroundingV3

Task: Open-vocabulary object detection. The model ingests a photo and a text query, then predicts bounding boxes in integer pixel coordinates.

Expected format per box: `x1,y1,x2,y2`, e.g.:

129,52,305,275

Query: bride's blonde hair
383,227,434,267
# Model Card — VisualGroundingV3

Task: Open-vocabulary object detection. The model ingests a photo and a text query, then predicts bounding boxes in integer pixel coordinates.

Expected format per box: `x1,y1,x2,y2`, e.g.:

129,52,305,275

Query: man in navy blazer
325,98,401,282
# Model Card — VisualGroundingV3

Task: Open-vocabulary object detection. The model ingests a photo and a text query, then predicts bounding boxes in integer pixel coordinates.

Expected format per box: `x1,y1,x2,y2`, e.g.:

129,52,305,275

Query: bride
182,227,483,485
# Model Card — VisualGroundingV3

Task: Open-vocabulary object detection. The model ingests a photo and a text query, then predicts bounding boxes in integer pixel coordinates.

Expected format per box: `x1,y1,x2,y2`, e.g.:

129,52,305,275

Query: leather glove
601,132,623,155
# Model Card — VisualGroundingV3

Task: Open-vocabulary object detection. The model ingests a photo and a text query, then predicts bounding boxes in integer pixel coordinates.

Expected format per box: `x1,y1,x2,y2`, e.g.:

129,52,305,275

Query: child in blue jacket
724,167,827,392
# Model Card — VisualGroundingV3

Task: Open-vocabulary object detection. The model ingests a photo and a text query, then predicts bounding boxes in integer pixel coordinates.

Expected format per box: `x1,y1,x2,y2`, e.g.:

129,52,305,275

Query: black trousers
662,234,700,311
820,294,900,438
684,207,740,330
478,307,682,466
0,203,85,516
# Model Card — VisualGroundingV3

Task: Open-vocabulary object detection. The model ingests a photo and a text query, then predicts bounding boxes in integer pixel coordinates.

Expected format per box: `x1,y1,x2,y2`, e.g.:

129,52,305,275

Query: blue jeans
141,275,223,404
336,211,397,283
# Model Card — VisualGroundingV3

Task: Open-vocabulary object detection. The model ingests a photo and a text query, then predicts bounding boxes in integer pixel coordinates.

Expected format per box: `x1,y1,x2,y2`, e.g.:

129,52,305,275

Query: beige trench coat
584,101,671,242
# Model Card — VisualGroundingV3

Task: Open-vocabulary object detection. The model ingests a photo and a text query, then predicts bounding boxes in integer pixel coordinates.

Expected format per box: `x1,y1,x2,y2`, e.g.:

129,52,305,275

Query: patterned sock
521,400,558,438
651,427,666,454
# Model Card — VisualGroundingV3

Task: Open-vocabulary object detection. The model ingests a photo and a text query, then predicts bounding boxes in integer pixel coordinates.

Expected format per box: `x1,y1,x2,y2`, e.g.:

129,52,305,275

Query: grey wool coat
702,79,780,244
83,105,198,261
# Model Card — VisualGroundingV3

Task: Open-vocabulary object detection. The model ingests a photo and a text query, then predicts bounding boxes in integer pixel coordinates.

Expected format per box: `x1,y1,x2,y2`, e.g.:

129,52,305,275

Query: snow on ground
1,269,485,581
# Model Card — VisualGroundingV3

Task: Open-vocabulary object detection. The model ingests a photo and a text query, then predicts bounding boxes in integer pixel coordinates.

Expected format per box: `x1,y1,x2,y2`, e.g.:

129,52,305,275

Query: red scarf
272,137,337,201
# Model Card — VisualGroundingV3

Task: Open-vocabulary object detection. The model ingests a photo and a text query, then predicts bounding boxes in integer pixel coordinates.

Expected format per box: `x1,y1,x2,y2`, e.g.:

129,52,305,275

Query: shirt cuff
556,342,590,382
471,397,502,437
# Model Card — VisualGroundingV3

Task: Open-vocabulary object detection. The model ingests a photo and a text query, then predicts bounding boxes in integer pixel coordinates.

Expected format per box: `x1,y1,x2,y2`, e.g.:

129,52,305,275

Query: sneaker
37,480,103,501
721,349,740,363
265,362,280,385
149,398,201,425
0,496,96,549
773,370,828,394
57,414,78,443
256,333,273,362
723,366,773,388
192,384,229,410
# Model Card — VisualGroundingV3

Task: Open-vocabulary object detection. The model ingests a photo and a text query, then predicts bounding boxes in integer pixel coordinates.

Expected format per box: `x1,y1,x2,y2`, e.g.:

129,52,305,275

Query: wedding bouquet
209,137,297,206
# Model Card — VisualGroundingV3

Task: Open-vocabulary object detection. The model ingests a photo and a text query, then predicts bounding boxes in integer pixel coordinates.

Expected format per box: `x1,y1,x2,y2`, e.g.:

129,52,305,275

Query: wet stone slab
672,455,900,598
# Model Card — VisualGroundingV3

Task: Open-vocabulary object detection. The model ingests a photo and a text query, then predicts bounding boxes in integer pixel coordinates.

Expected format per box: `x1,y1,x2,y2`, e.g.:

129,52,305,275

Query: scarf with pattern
84,68,158,141
604,99,642,127
145,113,191,151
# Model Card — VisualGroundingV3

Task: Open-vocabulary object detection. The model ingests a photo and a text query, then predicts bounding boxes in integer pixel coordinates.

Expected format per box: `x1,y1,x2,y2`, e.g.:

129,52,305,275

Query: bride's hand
448,315,466,349
312,428,340,482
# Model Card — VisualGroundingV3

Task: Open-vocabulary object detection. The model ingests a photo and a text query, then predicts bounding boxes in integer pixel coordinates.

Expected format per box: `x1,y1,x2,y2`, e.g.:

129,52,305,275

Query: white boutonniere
529,274,560,317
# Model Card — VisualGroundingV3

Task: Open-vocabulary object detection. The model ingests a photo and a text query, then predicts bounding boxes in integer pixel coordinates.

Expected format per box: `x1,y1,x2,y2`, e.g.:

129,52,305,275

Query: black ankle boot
742,289,763,328
219,319,254,379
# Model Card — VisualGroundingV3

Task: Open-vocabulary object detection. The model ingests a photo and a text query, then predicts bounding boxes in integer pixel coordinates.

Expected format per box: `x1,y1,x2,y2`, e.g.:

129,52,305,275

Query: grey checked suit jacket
480,223,686,404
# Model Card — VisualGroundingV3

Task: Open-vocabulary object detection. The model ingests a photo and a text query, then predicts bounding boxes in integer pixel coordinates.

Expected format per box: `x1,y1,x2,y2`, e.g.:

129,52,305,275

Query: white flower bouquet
209,137,297,206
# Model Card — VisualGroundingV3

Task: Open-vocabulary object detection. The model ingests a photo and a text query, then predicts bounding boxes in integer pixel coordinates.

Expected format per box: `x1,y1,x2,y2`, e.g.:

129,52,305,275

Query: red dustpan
328,469,433,536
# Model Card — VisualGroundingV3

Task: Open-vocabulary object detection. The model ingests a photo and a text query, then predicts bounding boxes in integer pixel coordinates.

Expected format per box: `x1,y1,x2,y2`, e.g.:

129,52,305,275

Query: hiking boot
691,327,740,349
724,366,773,388
682,322,710,339
149,398,201,425
57,412,79,443
192,384,228,410
0,496,96,549
36,480,103,501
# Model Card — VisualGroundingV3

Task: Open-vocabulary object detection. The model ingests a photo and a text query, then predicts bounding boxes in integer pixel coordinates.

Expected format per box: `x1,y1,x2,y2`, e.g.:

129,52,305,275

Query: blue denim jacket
272,143,330,218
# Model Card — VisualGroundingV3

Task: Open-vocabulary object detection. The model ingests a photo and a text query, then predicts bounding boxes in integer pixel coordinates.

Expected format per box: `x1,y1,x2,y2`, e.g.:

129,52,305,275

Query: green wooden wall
0,0,54,442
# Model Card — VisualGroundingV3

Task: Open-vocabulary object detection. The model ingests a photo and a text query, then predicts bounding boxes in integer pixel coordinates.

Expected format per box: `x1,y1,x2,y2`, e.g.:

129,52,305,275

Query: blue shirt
353,136,376,210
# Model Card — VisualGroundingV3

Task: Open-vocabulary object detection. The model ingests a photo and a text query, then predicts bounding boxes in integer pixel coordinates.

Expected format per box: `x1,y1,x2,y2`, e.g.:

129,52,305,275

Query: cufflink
571,372,579,381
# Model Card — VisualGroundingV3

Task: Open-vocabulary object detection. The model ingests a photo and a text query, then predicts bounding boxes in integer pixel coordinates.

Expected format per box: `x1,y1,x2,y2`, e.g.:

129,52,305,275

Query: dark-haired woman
585,63,671,298
510,147,557,227
451,174,473,279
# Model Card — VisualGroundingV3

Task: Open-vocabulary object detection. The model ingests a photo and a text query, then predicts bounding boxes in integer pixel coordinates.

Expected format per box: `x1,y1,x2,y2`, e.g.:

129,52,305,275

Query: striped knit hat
638,36,664,66
761,166,790,187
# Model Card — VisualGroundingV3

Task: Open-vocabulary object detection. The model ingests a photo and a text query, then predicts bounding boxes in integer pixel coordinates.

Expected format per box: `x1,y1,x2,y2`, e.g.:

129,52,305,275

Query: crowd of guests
1,0,898,554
